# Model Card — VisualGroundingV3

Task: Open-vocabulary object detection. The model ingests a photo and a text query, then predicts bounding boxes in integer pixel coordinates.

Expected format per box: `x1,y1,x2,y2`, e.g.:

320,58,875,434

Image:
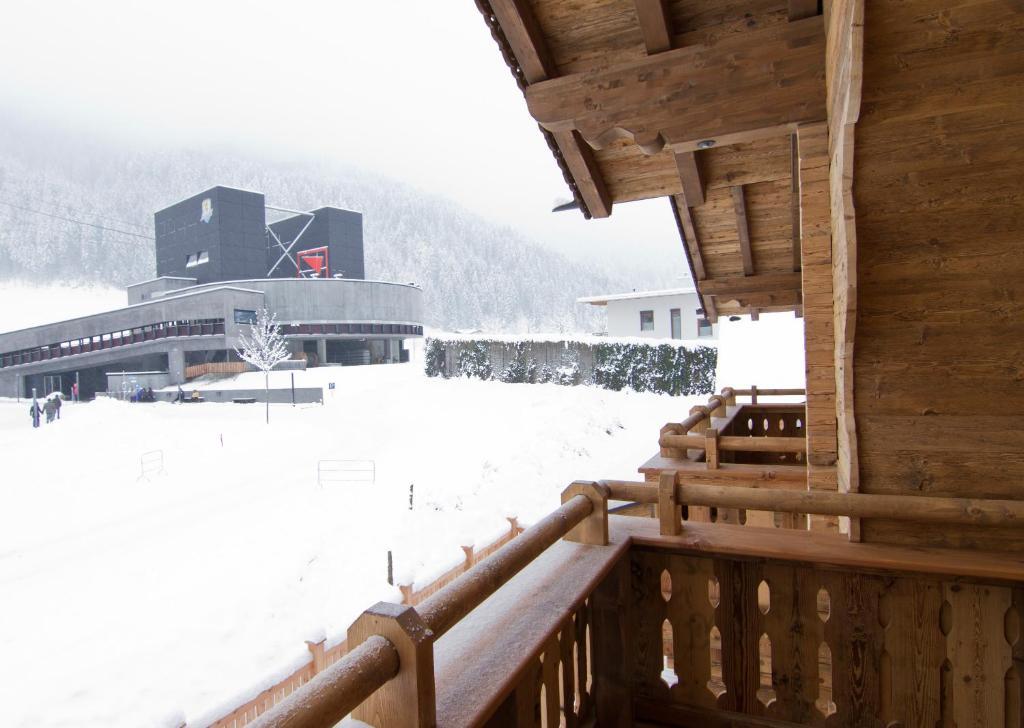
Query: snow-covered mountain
0,125,651,332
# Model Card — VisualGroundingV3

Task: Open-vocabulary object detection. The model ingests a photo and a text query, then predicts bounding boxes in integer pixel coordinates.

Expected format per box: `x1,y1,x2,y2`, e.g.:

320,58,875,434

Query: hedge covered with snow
424,337,716,396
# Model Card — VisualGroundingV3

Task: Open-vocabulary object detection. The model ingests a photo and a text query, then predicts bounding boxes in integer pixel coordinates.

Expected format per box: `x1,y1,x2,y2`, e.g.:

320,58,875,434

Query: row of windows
279,323,423,336
639,309,714,338
1,319,425,370
0,319,225,369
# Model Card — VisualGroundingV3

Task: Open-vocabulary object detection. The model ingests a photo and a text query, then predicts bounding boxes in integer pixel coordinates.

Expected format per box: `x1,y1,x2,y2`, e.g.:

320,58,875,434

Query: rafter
633,0,672,54
732,186,755,276
671,194,705,280
675,151,704,207
524,18,826,157
553,130,612,218
490,0,614,218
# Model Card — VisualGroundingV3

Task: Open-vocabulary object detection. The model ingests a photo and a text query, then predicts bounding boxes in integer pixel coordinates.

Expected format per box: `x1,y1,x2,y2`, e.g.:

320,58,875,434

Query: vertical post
31,387,39,428
348,603,436,728
711,395,727,419
306,638,327,676
291,371,296,406
705,428,720,469
658,471,681,536
387,550,394,586
750,385,758,405
461,545,475,572
722,386,736,407
561,481,610,545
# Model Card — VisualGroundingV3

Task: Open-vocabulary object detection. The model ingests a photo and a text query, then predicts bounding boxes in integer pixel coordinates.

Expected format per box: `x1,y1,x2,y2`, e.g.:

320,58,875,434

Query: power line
0,199,155,240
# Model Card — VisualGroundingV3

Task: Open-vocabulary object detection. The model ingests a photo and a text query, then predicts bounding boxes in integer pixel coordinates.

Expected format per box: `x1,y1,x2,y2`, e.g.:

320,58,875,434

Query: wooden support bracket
349,602,436,728
658,471,681,536
561,481,610,545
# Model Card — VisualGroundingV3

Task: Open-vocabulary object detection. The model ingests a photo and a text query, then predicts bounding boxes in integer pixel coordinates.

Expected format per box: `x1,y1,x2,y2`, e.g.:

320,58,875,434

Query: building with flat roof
0,187,422,399
578,287,717,340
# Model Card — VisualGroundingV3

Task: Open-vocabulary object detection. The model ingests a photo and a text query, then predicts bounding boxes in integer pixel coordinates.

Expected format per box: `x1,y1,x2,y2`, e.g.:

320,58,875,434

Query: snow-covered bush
456,341,493,380
498,342,537,383
424,338,446,377
428,336,717,396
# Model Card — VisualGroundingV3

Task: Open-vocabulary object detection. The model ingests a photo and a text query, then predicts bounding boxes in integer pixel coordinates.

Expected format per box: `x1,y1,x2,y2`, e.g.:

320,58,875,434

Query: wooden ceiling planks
481,0,823,317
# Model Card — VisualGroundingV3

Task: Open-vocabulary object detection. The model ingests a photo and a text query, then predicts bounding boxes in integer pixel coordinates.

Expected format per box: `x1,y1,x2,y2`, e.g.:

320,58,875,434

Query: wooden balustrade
249,487,603,728
602,478,1024,530
659,433,807,454
235,473,1022,728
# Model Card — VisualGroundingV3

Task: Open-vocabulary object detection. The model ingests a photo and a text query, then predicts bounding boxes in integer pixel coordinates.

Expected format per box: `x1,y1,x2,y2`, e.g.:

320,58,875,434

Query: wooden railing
228,472,1022,728
248,485,607,727
184,362,249,380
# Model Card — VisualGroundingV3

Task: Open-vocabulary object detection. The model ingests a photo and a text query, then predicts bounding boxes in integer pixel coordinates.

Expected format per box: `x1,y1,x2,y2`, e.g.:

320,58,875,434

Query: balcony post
348,602,435,728
658,471,681,536
561,481,609,545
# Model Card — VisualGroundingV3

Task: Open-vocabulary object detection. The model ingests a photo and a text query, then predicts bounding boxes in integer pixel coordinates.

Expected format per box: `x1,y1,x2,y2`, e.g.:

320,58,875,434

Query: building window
698,317,713,337
670,308,682,339
185,251,209,268
640,310,654,332
234,309,258,325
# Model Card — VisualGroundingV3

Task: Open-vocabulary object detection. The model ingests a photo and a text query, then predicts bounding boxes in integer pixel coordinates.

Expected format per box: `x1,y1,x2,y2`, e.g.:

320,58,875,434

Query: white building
577,288,717,341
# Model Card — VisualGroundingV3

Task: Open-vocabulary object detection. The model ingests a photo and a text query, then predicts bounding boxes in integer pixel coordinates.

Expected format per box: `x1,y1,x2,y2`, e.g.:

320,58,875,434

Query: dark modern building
0,187,422,399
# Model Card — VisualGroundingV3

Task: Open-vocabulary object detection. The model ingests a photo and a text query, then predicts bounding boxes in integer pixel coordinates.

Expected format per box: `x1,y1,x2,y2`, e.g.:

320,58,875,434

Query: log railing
249,486,607,728
602,476,1024,532
239,473,1021,728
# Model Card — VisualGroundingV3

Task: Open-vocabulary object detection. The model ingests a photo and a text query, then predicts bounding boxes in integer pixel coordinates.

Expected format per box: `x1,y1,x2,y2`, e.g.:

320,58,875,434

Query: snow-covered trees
234,308,289,423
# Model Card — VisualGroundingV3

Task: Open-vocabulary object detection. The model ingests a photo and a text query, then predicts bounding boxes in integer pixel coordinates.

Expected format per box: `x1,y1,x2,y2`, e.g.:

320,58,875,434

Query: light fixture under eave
552,199,580,213
729,315,741,322
697,139,716,149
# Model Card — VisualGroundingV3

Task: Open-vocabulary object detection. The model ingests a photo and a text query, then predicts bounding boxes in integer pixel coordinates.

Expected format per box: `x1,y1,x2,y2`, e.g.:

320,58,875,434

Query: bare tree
235,308,290,424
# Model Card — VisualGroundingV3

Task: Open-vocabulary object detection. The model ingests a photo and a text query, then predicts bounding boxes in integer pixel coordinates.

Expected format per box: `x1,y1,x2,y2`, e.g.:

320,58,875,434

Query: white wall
604,292,716,340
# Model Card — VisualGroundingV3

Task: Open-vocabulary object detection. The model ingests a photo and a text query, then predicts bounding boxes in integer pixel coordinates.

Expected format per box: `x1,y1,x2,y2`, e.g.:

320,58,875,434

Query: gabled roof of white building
576,287,697,306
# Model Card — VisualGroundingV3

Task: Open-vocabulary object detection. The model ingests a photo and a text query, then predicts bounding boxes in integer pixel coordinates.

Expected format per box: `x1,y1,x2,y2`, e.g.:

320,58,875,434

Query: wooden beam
750,309,760,321
699,272,803,297
490,0,555,84
788,0,819,21
633,0,672,54
490,0,614,218
524,18,826,156
553,130,612,218
674,151,704,207
826,0,864,537
671,195,705,279
731,186,754,275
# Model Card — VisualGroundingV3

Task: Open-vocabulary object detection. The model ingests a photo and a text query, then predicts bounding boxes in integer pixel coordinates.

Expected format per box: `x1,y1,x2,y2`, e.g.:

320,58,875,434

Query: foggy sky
0,1,689,285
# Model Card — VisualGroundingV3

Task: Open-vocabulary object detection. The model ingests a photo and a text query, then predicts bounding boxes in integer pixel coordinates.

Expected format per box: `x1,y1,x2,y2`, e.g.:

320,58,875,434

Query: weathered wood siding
852,1,1024,550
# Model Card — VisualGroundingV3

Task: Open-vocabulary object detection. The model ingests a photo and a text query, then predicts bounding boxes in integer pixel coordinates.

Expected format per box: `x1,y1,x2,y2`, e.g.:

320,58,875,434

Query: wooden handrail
731,387,805,396
247,635,399,728
659,434,807,453
417,494,593,638
601,480,1024,527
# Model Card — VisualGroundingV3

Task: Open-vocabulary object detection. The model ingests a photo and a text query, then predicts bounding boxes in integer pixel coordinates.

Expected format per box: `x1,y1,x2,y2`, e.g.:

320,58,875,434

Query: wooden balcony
247,467,1024,728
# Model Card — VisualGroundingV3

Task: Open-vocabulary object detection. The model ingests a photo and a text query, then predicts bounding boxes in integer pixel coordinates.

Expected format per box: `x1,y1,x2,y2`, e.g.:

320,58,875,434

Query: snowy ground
0,282,804,727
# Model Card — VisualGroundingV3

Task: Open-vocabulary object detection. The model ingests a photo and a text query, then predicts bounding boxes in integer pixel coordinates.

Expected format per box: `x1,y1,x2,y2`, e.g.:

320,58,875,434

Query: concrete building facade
0,187,423,399
578,288,718,341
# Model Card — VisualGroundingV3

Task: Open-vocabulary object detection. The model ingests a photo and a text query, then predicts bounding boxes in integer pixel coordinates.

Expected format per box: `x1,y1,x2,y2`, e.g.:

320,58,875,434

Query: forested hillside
0,129,643,331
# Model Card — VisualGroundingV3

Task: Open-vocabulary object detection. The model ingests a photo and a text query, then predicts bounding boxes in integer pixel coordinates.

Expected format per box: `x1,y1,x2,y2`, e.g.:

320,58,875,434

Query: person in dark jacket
54,395,62,419
43,398,56,424
29,402,41,428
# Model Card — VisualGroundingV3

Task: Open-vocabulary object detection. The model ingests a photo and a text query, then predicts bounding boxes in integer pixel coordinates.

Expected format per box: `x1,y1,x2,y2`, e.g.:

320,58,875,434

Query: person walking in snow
43,398,56,424
54,394,62,420
29,401,41,428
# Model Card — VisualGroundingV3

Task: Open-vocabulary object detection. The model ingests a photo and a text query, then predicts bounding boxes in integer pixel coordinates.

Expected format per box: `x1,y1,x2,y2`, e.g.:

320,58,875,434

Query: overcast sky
0,1,689,285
